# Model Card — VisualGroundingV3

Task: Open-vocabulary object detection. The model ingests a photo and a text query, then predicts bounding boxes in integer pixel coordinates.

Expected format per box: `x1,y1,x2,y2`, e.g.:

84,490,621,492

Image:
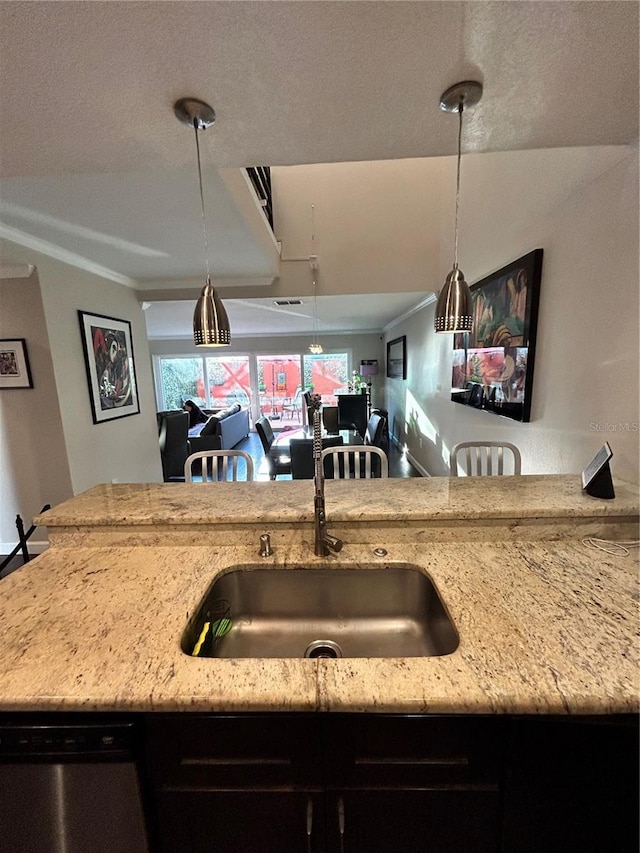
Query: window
157,357,204,410
303,353,348,406
155,355,251,411
205,356,251,409
154,351,350,428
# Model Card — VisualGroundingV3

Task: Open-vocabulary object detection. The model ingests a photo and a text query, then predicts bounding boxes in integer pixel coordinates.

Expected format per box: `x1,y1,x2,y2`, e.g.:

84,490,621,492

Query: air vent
273,299,303,306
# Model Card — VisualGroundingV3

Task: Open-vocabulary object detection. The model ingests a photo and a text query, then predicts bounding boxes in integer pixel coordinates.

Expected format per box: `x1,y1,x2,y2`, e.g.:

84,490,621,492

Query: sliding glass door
256,354,303,426
205,356,251,409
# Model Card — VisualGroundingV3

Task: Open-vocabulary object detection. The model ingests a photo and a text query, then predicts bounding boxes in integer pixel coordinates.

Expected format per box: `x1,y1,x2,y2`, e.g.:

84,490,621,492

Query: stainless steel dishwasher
0,718,149,853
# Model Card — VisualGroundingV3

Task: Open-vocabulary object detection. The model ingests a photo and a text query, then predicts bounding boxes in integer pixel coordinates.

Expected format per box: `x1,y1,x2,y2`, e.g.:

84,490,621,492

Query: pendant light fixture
308,204,323,354
434,81,483,334
308,267,323,355
174,97,231,347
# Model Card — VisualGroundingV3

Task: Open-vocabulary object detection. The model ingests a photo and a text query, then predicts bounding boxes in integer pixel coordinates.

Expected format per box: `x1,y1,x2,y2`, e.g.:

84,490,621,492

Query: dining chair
365,412,387,448
369,408,390,452
255,416,292,480
337,393,368,436
321,445,389,479
449,441,522,476
158,410,190,482
322,406,340,434
282,386,303,420
290,436,344,479
184,450,254,482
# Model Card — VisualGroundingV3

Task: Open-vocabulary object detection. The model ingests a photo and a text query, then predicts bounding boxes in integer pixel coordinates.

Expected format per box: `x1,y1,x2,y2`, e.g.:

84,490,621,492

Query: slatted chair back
449,441,521,477
184,450,254,482
321,445,389,479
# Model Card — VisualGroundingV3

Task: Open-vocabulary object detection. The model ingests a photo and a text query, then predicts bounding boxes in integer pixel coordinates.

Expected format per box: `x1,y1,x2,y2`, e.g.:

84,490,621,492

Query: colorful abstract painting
451,249,543,422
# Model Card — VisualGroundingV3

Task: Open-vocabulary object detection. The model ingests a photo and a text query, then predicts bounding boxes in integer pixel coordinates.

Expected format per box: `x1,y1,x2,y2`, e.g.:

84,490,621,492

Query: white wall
272,159,448,296
0,239,163,504
385,145,640,483
0,272,73,550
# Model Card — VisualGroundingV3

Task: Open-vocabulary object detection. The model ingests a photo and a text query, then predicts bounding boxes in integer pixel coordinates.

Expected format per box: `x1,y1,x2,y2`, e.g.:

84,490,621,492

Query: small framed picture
78,310,140,424
0,339,33,388
386,336,406,379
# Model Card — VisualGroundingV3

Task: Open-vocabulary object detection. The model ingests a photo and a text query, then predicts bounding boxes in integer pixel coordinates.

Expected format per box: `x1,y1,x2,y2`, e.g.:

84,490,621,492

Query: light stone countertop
0,534,637,715
35,475,640,528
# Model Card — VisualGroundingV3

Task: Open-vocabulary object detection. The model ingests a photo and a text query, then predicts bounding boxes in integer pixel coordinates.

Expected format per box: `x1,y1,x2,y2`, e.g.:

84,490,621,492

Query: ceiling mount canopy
174,97,230,347
434,80,483,335
174,97,216,130
438,80,483,114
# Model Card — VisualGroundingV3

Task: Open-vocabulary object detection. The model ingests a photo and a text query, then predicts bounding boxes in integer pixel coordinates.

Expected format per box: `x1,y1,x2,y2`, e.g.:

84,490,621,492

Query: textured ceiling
0,1,638,335
144,292,428,339
1,1,637,176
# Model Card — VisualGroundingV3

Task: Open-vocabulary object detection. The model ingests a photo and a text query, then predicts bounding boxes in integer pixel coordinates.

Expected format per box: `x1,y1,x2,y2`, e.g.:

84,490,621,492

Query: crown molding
383,293,437,332
0,261,34,279
0,223,137,287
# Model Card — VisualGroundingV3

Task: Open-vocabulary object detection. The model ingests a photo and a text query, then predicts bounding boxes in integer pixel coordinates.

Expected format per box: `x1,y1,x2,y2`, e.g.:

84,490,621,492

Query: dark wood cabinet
144,714,503,853
501,716,639,853
322,715,503,853
326,790,500,853
154,790,325,853
145,715,323,853
143,713,638,853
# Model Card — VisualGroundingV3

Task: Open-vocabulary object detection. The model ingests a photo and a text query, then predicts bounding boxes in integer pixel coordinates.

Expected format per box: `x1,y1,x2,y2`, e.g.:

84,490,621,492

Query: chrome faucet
310,394,344,557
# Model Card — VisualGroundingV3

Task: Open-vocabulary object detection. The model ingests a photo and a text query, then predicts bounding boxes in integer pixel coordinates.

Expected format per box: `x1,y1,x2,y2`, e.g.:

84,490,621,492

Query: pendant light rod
309,203,323,354
453,101,463,269
193,120,211,282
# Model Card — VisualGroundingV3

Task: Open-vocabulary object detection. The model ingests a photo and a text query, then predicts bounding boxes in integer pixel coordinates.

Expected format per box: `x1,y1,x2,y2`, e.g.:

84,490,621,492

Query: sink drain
304,640,343,659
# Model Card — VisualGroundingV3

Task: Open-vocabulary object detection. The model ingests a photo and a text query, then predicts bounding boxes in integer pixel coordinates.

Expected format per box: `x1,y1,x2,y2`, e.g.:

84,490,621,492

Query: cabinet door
324,715,504,790
502,716,639,853
146,714,321,790
325,790,500,853
322,716,503,853
155,790,325,853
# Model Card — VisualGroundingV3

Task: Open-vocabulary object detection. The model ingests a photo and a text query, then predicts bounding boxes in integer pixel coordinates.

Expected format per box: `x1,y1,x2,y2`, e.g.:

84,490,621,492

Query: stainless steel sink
183,564,458,659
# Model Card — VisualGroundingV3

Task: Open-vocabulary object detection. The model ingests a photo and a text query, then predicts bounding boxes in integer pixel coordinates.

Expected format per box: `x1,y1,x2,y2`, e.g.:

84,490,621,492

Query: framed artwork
451,249,543,422
0,339,33,388
386,336,406,379
78,310,140,424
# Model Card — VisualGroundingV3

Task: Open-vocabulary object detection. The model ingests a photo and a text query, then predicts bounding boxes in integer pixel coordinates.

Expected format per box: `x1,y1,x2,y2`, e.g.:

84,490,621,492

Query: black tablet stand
584,461,615,499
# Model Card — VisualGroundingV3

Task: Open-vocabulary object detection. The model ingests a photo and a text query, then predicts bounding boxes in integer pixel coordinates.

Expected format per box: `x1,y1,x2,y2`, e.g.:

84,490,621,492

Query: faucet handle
259,533,273,557
323,533,343,553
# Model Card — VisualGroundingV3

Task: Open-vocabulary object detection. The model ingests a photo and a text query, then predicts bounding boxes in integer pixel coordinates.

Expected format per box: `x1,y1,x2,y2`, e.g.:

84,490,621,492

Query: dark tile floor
235,432,421,480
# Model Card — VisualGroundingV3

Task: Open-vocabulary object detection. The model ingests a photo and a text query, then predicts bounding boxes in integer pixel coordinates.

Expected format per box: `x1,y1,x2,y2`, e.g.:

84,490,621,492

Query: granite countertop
0,534,637,715
34,475,640,528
